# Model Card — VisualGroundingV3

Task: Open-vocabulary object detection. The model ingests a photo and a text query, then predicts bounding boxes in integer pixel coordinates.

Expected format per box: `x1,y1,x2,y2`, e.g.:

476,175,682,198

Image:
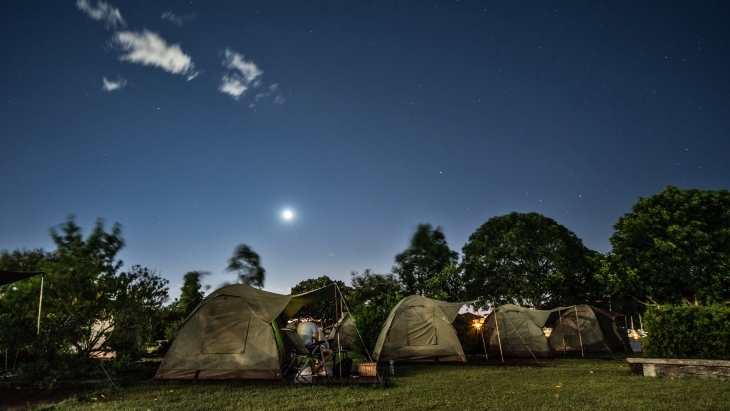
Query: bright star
282,209,293,220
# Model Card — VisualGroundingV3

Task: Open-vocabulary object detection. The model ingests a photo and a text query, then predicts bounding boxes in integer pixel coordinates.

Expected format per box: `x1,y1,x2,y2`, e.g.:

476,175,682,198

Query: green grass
35,359,730,411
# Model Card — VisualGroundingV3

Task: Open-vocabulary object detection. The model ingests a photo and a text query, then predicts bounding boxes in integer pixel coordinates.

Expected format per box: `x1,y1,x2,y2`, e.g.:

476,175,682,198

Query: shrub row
642,304,730,360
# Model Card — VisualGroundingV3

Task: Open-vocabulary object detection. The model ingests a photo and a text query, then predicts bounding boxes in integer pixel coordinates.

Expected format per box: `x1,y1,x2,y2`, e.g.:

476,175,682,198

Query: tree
163,271,210,343
38,217,126,358
461,212,599,309
349,269,403,310
393,224,459,296
0,248,49,272
109,265,169,355
290,275,349,326
349,269,404,357
177,271,210,315
598,186,730,306
225,244,265,288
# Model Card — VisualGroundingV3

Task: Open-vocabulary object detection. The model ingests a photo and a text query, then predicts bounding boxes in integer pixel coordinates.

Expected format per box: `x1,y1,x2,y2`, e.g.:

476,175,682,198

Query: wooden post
37,276,44,335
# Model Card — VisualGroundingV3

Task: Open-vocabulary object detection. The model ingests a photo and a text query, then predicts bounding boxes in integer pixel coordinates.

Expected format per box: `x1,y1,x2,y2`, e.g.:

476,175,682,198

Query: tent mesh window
201,296,252,354
406,307,437,346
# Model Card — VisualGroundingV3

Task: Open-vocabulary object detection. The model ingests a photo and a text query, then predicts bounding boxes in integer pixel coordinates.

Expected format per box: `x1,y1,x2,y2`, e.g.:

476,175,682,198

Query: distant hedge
642,305,730,360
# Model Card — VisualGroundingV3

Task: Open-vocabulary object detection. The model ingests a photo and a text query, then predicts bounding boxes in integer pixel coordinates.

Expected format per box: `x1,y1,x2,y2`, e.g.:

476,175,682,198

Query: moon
282,209,293,221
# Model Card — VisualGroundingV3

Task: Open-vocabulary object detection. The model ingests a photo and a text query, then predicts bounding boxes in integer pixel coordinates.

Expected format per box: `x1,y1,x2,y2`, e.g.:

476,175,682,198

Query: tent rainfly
328,311,355,351
155,283,338,380
373,295,469,363
547,304,630,355
483,304,565,358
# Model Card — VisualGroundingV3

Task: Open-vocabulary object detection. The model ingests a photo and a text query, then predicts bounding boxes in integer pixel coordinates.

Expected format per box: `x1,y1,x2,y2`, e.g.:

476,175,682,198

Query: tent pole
559,309,567,355
37,276,44,335
575,306,584,358
504,313,540,364
493,303,504,363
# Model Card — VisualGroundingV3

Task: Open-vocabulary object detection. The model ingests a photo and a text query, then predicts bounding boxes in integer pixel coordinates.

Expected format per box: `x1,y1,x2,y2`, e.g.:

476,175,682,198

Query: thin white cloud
219,49,263,99
253,83,284,105
161,11,196,27
113,30,198,78
102,76,127,91
77,0,126,29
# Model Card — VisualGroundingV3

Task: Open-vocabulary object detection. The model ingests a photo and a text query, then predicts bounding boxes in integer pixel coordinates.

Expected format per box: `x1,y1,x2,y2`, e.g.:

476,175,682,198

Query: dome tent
483,304,565,358
373,295,469,363
548,304,630,355
155,283,338,380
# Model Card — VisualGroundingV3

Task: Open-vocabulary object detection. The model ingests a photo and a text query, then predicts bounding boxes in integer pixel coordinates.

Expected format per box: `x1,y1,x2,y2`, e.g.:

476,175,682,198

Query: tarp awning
0,270,43,286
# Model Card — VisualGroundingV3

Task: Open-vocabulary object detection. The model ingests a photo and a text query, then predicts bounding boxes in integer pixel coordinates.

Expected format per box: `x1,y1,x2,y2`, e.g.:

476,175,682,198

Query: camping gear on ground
547,304,630,355
155,283,340,380
372,295,470,363
358,361,377,376
280,328,328,382
483,304,565,359
332,356,353,378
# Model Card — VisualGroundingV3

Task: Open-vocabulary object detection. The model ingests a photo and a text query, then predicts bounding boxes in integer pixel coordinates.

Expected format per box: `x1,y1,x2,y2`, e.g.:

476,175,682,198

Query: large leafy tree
348,270,404,357
599,186,730,306
225,244,265,288
39,217,127,357
110,265,169,355
393,224,459,296
349,269,403,309
461,212,599,309
290,275,349,326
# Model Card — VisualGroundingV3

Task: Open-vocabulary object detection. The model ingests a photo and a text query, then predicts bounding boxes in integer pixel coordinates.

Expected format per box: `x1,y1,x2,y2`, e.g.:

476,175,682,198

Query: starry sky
1,1,729,299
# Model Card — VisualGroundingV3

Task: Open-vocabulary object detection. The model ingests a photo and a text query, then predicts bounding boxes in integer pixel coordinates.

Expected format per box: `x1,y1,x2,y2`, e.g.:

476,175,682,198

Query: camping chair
280,328,328,382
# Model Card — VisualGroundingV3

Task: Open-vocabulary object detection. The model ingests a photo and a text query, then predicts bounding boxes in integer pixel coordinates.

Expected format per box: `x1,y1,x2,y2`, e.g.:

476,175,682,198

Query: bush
642,304,730,360
352,292,402,359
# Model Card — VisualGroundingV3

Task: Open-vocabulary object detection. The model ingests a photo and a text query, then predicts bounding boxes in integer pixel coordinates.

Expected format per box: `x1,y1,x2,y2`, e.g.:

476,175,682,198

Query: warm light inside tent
542,327,552,338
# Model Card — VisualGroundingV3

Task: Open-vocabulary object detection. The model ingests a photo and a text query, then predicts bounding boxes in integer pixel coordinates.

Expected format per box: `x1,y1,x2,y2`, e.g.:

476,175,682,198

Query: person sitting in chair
296,320,333,376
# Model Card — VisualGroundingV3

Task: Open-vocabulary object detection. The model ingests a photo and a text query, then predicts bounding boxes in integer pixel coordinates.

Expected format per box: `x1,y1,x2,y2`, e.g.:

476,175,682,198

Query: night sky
1,1,729,298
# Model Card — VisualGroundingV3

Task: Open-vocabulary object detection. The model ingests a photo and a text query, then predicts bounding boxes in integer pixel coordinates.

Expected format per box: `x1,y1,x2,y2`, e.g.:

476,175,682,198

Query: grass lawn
28,358,730,411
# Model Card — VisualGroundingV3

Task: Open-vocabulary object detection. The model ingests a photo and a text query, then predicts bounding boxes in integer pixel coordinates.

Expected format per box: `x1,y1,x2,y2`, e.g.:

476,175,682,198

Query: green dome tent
548,304,630,355
483,304,565,359
373,295,469,363
155,283,339,380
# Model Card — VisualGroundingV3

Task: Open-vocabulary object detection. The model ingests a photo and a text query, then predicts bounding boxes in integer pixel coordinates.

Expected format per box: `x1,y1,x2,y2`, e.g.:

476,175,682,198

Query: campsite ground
4,356,730,411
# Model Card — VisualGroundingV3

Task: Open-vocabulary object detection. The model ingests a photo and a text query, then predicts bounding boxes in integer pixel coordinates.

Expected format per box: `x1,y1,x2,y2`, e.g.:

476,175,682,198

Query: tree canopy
225,244,265,288
599,186,730,306
461,212,599,309
393,224,459,296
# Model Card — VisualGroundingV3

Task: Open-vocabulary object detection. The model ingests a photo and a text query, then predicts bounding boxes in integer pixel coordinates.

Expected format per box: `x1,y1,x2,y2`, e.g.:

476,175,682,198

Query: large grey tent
155,283,338,380
373,295,468,363
548,305,630,354
483,304,562,358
